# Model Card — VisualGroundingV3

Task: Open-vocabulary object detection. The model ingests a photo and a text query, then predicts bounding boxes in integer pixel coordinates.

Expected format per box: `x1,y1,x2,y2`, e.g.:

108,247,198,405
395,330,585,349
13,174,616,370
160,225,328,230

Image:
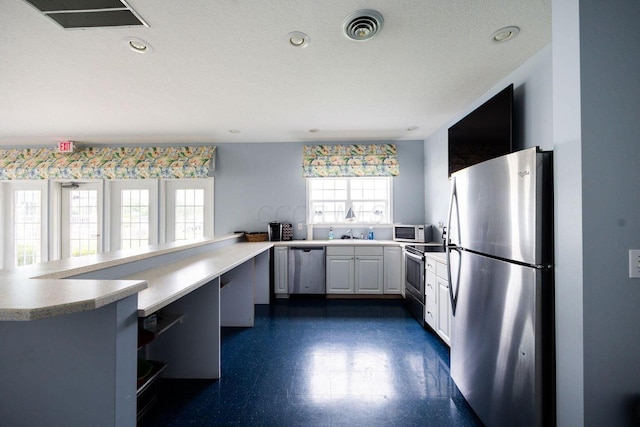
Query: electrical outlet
297,223,303,230
630,250,640,278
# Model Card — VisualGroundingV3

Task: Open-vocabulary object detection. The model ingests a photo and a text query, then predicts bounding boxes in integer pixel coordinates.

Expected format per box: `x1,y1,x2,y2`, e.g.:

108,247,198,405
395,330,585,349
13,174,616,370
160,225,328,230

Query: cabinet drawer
436,261,447,279
425,256,436,274
355,246,383,256
425,298,437,328
326,246,354,256
425,271,437,298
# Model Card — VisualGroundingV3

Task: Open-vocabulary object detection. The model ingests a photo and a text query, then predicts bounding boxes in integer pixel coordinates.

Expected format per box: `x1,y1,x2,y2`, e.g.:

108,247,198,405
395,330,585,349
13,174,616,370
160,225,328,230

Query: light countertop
0,278,147,321
128,242,272,317
1,235,444,321
0,235,250,321
274,239,401,247
425,252,447,262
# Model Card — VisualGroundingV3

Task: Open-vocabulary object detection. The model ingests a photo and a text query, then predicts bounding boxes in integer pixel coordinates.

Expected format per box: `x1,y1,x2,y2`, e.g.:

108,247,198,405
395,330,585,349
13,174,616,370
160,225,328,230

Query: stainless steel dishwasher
288,246,326,294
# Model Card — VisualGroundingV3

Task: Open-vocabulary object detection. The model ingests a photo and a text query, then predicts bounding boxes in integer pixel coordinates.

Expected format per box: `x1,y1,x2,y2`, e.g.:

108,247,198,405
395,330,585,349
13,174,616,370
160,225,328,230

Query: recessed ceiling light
286,31,310,48
123,37,153,54
229,129,241,134
491,26,520,44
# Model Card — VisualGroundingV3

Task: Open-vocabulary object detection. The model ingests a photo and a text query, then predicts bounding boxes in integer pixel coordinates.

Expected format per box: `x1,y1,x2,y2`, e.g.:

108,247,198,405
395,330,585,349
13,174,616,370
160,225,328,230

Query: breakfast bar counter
0,235,271,427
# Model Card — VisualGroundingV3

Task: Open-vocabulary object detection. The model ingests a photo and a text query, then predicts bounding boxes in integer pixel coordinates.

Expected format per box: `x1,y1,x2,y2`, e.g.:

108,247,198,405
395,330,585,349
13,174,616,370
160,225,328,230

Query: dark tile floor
139,297,483,426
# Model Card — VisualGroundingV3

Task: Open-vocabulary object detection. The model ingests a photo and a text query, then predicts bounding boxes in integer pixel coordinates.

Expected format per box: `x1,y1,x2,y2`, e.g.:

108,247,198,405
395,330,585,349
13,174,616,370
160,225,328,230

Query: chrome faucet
347,229,353,239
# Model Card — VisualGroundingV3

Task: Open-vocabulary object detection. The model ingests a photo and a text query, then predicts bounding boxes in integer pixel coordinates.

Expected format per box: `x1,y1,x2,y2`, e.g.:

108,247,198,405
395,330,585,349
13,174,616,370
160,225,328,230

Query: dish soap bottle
328,227,334,240
368,227,374,240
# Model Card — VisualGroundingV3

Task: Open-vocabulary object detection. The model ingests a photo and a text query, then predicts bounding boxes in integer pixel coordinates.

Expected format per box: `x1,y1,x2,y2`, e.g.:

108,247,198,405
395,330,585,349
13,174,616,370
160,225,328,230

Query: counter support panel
145,278,221,379
0,295,138,427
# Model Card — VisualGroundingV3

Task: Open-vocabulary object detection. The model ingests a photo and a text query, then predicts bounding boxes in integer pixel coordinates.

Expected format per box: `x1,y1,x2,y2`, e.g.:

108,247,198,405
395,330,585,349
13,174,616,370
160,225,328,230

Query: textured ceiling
0,0,551,146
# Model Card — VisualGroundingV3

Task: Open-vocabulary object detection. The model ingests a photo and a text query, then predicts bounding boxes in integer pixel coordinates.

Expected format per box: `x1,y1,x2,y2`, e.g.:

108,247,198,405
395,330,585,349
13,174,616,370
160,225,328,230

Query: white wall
213,140,426,239
552,0,585,425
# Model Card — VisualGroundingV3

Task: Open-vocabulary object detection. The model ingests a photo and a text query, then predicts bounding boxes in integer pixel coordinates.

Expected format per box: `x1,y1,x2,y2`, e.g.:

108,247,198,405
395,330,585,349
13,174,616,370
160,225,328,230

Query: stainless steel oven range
404,244,426,327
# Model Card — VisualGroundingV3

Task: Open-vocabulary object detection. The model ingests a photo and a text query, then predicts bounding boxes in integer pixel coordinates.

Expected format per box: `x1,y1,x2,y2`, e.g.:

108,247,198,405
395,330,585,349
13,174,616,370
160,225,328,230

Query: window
308,177,391,224
1,182,48,269
1,177,215,270
121,189,151,249
107,180,158,252
174,188,205,241
164,178,214,242
62,185,102,257
14,190,42,266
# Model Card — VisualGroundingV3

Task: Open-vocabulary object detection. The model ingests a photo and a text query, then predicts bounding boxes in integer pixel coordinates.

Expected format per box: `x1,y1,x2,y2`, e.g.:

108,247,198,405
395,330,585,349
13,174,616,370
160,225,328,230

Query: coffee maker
268,222,282,241
268,222,293,241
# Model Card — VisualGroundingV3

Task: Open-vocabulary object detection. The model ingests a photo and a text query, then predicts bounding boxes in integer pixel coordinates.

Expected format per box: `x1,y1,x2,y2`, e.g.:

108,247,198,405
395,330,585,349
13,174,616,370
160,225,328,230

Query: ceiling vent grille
343,9,384,41
23,0,148,29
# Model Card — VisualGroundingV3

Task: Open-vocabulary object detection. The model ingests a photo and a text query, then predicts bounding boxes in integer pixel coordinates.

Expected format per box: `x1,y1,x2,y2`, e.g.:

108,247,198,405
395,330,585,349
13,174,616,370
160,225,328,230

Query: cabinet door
425,270,437,329
437,277,451,346
326,256,355,293
273,247,288,294
355,256,383,294
383,246,402,294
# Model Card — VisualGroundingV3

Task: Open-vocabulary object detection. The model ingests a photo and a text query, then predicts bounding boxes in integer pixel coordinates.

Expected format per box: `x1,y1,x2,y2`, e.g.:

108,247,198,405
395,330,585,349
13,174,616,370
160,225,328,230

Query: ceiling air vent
343,9,384,41
23,0,148,29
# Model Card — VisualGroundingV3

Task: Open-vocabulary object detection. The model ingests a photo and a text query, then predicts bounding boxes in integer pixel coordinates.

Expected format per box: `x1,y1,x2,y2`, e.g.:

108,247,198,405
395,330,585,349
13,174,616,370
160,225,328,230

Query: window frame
1,181,49,268
161,178,215,243
60,181,104,259
307,176,393,225
105,179,159,252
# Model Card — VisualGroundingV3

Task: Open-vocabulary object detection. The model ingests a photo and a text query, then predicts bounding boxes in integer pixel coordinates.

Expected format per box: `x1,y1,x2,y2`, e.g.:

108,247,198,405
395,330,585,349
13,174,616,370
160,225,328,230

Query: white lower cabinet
273,246,288,294
326,245,384,294
355,255,383,294
326,254,355,293
424,259,437,329
437,275,451,346
383,246,402,294
425,255,452,347
277,244,400,296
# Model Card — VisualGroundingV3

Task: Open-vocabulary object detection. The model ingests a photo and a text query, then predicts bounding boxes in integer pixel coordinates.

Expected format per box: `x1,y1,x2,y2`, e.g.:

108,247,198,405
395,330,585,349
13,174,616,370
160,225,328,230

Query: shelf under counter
138,313,185,349
137,360,168,421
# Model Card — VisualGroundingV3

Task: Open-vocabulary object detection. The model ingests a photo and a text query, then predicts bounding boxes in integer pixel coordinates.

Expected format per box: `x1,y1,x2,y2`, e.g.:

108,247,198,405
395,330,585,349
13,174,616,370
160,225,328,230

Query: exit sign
57,140,74,153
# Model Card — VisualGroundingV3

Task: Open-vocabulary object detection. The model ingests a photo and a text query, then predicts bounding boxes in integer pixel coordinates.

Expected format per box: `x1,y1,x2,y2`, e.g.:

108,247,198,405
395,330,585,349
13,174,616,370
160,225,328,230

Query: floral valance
0,146,216,180
302,144,399,177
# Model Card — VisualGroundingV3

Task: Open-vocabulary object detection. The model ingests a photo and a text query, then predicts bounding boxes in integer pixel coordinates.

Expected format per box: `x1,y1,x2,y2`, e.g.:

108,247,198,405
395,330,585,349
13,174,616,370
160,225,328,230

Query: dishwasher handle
290,247,325,252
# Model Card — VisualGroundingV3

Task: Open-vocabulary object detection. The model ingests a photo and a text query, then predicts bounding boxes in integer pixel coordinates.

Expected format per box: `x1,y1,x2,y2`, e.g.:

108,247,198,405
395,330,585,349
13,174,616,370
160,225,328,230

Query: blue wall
213,140,425,240
577,0,640,425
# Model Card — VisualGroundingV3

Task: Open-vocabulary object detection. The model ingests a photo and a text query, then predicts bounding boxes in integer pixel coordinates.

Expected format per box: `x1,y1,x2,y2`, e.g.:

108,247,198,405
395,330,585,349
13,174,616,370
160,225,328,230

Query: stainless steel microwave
393,224,428,243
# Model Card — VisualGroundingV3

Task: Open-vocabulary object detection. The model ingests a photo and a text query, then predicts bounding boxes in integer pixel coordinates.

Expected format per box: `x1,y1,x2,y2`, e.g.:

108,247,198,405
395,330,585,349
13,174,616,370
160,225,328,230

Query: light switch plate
629,250,640,278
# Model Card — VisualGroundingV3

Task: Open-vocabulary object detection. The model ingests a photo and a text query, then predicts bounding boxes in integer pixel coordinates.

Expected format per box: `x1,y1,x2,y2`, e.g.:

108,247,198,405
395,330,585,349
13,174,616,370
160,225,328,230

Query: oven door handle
404,251,424,262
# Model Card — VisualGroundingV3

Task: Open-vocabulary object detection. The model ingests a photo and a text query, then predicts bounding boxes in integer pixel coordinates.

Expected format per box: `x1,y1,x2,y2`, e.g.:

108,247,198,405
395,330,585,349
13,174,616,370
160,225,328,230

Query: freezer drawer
448,147,553,266
449,249,554,427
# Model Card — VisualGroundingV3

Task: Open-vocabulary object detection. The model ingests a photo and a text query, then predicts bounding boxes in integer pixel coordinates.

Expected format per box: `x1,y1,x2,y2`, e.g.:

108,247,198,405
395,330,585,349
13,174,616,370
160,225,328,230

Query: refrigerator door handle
446,247,460,316
446,176,460,250
446,176,461,316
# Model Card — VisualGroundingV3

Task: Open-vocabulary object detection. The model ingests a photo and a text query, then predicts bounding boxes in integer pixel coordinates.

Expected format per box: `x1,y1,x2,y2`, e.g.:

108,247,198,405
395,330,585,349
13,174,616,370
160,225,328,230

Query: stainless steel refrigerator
446,147,555,427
